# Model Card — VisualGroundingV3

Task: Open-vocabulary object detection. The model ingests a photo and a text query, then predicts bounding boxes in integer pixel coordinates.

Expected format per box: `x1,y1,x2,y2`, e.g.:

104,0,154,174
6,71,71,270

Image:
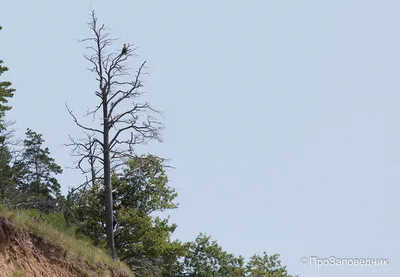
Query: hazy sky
0,1,397,276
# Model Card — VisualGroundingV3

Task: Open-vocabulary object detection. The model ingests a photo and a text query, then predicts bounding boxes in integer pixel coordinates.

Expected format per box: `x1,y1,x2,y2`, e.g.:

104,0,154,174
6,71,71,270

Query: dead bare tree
65,132,103,190
66,10,163,259
0,120,21,154
0,120,22,208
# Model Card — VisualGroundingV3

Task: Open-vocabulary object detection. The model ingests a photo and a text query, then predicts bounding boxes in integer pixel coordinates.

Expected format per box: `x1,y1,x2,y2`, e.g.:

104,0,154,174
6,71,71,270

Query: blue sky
0,1,397,276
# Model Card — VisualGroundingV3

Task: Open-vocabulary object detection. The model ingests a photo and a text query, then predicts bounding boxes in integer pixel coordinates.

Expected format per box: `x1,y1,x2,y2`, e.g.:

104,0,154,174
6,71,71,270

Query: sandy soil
0,217,131,277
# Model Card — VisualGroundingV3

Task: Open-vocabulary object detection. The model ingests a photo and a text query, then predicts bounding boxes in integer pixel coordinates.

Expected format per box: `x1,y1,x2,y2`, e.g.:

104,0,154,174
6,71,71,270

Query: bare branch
66,103,104,134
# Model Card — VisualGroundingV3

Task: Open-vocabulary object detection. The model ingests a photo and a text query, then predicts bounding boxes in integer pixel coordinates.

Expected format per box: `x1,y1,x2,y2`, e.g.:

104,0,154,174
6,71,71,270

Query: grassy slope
0,206,133,277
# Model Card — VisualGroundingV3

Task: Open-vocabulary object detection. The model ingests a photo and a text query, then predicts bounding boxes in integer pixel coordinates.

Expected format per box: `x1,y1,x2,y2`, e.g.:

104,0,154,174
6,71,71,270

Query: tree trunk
103,95,117,259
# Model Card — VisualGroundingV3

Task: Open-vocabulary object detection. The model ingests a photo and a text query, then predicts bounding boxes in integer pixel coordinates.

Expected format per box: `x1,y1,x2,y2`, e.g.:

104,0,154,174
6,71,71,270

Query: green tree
116,208,184,276
175,233,245,277
167,233,298,277
246,253,295,277
114,155,177,214
112,155,182,275
0,139,15,206
65,181,105,246
14,128,63,212
0,26,15,130
67,155,182,275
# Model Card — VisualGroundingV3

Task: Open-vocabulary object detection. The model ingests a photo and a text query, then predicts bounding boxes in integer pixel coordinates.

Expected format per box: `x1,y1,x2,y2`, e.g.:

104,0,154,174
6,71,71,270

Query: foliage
0,142,14,203
13,129,63,212
0,26,15,130
67,155,183,275
115,208,184,276
65,181,106,247
65,154,298,276
245,253,297,277
114,155,178,214
167,233,297,277
177,233,245,277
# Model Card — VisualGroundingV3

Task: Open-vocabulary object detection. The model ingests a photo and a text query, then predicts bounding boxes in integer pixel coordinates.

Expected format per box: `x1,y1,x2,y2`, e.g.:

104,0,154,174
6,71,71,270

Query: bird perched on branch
121,44,128,55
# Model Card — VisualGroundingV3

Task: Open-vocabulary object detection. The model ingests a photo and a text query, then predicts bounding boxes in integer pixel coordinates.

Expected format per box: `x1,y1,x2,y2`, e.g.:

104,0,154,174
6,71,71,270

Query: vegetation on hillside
0,206,132,276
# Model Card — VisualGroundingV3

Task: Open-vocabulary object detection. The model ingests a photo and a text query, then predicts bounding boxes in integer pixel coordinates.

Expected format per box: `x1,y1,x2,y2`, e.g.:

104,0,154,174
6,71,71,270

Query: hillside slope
0,209,132,277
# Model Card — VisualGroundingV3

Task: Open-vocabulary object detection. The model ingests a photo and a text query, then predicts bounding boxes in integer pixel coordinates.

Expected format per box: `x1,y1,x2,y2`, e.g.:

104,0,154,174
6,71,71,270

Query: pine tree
15,129,63,212
0,141,14,206
0,26,15,130
0,26,17,206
